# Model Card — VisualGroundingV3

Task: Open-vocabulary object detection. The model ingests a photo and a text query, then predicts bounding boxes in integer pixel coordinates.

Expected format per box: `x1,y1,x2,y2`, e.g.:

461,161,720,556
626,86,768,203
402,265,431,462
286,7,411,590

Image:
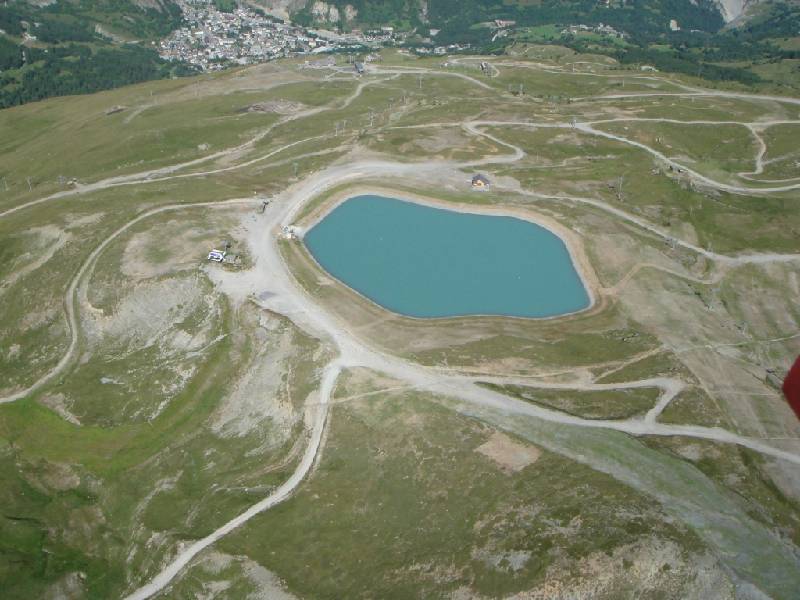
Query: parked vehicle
207,249,226,262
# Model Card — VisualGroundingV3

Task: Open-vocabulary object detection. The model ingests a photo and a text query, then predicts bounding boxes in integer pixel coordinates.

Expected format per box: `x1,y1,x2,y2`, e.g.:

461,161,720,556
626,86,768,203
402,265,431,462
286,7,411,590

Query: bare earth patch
211,313,299,440
475,431,541,473
242,100,305,115
499,539,733,600
120,218,241,281
39,392,82,426
2,225,71,294
180,550,298,599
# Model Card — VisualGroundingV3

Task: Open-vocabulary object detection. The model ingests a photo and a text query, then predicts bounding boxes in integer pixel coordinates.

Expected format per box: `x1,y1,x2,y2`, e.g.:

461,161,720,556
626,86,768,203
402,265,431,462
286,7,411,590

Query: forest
0,44,195,109
0,0,187,109
430,0,799,87
301,0,725,38
545,2,800,86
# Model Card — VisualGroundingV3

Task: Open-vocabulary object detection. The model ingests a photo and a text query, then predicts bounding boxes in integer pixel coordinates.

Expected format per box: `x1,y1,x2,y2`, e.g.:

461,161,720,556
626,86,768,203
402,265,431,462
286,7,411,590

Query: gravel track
4,62,800,598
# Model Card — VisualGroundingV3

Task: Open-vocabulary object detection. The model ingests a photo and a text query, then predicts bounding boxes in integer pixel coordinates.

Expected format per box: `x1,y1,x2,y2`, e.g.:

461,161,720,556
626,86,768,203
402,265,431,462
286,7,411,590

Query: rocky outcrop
310,1,357,23
245,0,309,21
343,3,358,22
714,0,750,23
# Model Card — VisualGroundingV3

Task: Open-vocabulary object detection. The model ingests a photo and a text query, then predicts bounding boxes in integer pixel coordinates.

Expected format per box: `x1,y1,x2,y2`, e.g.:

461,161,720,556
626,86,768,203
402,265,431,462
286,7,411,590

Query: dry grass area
210,373,730,599
476,431,542,472
1,47,799,600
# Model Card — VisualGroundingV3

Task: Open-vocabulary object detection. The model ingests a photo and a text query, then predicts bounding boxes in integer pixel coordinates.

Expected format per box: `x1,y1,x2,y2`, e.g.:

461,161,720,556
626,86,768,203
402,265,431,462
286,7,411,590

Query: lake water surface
304,194,591,318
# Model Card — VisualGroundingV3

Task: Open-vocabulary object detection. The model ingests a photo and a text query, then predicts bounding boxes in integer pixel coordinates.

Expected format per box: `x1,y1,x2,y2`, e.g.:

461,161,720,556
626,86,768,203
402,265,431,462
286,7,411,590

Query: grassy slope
0,301,326,598
488,124,800,253
0,50,798,597
483,382,661,419
212,386,715,598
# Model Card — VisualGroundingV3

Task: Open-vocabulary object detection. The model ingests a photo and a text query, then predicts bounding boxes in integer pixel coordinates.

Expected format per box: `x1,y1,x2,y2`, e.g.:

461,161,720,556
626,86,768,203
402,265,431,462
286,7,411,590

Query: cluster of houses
159,1,322,69
158,0,389,70
413,43,473,56
561,23,626,39
157,1,691,75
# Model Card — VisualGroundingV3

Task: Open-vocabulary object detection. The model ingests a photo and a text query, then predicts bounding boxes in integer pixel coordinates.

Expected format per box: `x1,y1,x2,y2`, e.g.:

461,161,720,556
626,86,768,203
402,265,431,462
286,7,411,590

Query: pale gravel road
4,66,800,222
0,75,394,220
464,118,800,193
123,359,343,600
574,90,800,106
0,198,258,405
122,155,799,597
231,158,800,469
3,64,800,597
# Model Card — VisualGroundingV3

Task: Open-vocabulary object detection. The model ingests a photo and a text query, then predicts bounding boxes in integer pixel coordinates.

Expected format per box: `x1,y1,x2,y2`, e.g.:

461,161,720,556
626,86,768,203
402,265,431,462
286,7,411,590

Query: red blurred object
784,356,800,419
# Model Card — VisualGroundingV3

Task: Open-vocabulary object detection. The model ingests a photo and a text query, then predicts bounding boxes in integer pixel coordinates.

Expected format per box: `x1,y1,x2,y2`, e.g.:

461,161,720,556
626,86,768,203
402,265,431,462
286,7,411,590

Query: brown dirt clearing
476,431,541,473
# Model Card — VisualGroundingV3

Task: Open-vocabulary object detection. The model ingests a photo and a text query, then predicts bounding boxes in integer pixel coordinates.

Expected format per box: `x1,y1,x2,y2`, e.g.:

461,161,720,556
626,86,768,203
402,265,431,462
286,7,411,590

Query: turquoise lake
303,195,591,319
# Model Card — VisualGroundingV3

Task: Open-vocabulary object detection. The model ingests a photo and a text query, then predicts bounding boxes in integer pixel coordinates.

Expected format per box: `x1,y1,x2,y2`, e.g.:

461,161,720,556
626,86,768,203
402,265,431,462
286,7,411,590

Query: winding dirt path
237,159,800,470
4,69,799,223
0,198,258,405
574,90,800,106
467,118,800,193
476,373,686,425
0,75,395,221
123,359,343,600
4,62,800,598
84,155,796,597
576,122,800,193
397,116,800,192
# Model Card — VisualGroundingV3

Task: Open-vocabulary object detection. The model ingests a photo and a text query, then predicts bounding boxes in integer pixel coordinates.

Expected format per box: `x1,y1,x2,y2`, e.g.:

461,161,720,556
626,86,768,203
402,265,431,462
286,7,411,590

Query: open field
593,121,758,181
1,47,799,599
208,384,729,599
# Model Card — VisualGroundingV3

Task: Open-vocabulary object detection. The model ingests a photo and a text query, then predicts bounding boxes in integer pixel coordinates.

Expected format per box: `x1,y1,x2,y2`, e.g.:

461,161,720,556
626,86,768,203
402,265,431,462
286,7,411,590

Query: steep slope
716,0,750,22
284,0,725,37
0,0,190,108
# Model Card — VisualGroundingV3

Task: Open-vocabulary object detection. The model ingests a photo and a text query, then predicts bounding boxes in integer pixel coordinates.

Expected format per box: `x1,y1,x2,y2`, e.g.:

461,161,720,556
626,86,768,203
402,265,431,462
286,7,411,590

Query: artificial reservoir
303,194,591,319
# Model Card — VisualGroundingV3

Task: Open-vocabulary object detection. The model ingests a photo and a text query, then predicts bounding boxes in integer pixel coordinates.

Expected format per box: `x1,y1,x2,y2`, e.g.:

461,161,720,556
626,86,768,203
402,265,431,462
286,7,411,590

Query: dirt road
4,61,800,598
119,154,799,595
123,360,342,600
